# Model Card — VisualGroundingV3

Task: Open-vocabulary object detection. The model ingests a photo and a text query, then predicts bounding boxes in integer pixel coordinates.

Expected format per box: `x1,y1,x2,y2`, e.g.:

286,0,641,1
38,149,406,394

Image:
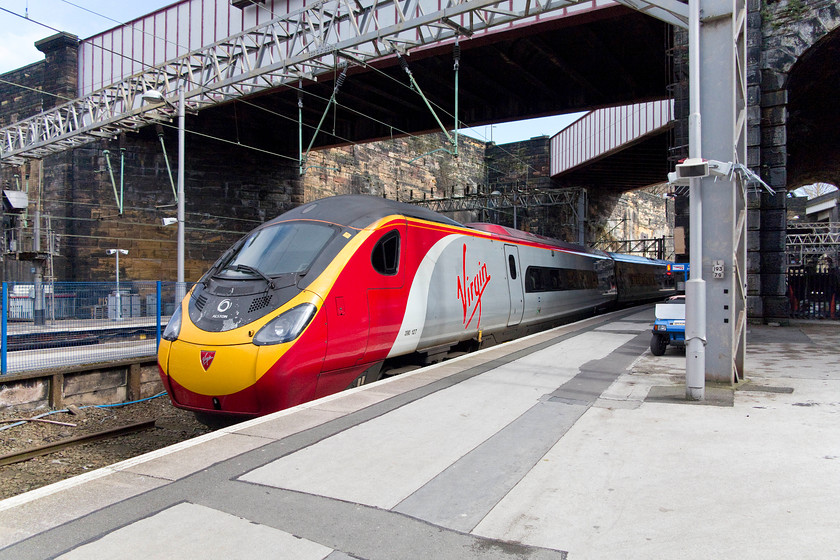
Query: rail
0,420,157,467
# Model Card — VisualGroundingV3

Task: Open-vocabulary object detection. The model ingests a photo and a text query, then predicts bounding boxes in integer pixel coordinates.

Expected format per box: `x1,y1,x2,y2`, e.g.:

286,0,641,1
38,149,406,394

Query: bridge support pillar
697,0,748,384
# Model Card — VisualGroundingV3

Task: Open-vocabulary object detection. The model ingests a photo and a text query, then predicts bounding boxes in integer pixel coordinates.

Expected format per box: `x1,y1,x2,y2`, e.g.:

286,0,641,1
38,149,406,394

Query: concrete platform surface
1,306,838,560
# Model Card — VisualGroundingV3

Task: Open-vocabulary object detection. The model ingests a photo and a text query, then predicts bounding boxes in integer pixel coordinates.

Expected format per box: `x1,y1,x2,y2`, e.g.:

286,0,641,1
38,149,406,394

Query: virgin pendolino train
157,195,676,421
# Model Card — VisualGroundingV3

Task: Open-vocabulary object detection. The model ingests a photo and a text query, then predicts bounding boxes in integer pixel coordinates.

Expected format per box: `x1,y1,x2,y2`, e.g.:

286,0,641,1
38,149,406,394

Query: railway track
0,420,157,467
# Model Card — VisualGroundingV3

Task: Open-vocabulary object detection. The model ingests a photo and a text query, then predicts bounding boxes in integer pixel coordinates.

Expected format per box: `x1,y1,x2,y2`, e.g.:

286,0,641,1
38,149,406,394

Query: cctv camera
162,217,178,226
676,158,709,179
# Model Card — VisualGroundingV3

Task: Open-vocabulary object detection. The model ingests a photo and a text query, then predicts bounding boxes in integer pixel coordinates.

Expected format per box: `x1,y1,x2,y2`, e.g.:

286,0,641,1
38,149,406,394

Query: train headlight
162,305,183,341
253,303,317,346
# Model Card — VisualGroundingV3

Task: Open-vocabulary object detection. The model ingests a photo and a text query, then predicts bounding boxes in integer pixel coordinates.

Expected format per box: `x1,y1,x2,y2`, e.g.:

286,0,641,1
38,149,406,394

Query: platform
1,306,838,559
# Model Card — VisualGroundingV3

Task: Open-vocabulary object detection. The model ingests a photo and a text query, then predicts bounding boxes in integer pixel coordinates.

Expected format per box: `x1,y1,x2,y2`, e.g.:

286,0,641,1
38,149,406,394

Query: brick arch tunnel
786,26,840,189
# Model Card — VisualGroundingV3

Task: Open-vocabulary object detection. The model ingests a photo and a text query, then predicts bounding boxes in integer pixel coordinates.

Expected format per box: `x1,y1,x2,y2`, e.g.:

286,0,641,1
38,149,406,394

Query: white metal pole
685,0,706,400
176,88,186,304
115,251,121,321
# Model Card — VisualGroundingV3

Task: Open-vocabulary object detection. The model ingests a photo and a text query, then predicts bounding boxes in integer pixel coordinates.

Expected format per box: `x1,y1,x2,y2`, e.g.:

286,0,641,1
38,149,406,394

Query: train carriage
157,195,674,420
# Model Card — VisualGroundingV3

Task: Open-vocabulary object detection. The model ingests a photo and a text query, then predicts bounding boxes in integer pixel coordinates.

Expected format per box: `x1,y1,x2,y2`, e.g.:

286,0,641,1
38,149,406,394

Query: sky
0,1,174,72
0,0,585,144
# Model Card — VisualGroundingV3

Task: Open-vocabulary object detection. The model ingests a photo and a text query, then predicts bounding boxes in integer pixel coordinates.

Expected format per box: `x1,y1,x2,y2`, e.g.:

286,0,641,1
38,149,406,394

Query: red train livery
157,195,675,420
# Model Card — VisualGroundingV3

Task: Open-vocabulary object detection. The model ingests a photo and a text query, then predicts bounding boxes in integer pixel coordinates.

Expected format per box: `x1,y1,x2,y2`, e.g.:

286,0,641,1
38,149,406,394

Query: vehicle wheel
650,333,668,356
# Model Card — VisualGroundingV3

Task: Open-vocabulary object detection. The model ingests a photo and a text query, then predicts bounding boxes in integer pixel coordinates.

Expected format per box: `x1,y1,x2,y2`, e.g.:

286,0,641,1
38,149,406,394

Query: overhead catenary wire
3,1,548,202
0,6,167,91
61,2,542,177
2,2,540,180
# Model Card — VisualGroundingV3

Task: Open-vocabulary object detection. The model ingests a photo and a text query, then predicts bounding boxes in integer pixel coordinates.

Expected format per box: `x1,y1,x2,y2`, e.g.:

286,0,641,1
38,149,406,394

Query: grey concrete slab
56,502,333,560
618,307,656,322
594,320,652,332
745,324,839,381
239,332,631,509
392,331,645,532
208,481,568,560
124,433,275,480
473,392,840,559
0,471,167,549
232,407,346,440
325,552,359,560
472,325,840,559
306,387,396,414
3,312,837,560
394,399,588,532
645,384,735,406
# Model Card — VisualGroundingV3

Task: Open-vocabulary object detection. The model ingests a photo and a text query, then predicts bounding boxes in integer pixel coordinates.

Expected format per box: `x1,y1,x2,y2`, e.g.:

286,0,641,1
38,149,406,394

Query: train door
318,222,405,395
505,244,524,326
362,222,407,363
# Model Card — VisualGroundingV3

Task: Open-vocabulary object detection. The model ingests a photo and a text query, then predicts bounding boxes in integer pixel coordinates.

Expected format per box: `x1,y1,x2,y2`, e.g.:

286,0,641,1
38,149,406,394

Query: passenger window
372,230,400,275
508,255,517,280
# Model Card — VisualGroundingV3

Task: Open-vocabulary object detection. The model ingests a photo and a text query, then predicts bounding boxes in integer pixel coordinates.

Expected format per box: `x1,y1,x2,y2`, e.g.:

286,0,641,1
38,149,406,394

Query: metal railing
786,222,840,267
0,281,189,375
786,266,839,320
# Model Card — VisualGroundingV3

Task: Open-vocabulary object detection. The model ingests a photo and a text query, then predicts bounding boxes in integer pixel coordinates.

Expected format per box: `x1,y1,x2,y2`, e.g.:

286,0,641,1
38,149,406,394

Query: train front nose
163,341,263,414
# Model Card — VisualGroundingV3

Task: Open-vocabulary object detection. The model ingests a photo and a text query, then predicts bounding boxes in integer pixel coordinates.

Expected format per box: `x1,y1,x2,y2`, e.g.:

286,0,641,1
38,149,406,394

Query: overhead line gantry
0,0,688,166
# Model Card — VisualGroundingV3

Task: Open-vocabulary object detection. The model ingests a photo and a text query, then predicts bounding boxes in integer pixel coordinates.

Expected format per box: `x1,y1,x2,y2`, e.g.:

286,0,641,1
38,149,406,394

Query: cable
0,77,74,102
3,2,526,174
0,392,168,432
0,6,160,87
42,199,264,225
33,0,473,161
5,2,555,200
93,391,167,408
351,51,549,177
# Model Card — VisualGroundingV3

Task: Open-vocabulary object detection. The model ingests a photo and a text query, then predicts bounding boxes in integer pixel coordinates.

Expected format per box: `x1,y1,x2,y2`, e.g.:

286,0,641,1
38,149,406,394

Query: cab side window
371,230,400,275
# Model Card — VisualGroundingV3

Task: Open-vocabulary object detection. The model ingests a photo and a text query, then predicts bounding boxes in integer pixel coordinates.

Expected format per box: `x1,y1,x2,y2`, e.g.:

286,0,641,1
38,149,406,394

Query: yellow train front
157,196,379,420
156,195,467,421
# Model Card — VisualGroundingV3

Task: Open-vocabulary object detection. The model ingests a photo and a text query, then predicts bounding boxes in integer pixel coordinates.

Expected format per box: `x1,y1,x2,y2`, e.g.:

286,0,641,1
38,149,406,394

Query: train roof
267,195,463,229
265,195,613,261
465,222,608,257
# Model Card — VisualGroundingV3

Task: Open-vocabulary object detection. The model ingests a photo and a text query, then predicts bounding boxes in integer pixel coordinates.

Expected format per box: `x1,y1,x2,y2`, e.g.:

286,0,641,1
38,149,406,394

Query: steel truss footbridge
1,0,687,166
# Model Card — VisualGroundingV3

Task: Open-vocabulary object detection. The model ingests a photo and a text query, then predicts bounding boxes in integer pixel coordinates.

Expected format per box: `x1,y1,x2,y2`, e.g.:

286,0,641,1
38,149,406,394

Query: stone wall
0,32,78,127
39,125,299,282
486,137,553,192
484,137,579,240
588,185,675,258
753,0,840,321
302,133,487,203
1,33,80,283
0,62,46,128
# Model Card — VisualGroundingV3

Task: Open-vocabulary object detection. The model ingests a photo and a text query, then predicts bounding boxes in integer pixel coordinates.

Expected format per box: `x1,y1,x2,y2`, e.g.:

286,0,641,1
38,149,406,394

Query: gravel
0,395,212,500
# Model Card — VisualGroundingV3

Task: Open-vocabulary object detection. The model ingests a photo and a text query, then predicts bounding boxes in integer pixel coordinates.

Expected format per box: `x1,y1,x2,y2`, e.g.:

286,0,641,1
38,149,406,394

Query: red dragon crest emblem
200,350,216,371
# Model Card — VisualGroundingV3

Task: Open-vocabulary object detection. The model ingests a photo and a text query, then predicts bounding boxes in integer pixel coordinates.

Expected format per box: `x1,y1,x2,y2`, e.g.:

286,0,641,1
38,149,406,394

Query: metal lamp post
106,249,128,320
142,89,186,304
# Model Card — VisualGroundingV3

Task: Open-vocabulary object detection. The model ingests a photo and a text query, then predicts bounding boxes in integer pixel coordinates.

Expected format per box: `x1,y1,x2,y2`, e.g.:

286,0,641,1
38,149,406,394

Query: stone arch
758,0,840,192
786,27,840,188
748,1,840,322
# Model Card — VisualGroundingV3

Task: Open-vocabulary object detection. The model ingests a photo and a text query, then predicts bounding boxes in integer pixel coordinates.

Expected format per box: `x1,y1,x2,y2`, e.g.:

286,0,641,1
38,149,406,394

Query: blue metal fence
0,281,188,375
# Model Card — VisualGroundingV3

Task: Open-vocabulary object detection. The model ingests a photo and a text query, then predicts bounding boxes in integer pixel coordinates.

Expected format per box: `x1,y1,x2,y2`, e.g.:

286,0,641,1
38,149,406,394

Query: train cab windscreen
219,222,336,278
